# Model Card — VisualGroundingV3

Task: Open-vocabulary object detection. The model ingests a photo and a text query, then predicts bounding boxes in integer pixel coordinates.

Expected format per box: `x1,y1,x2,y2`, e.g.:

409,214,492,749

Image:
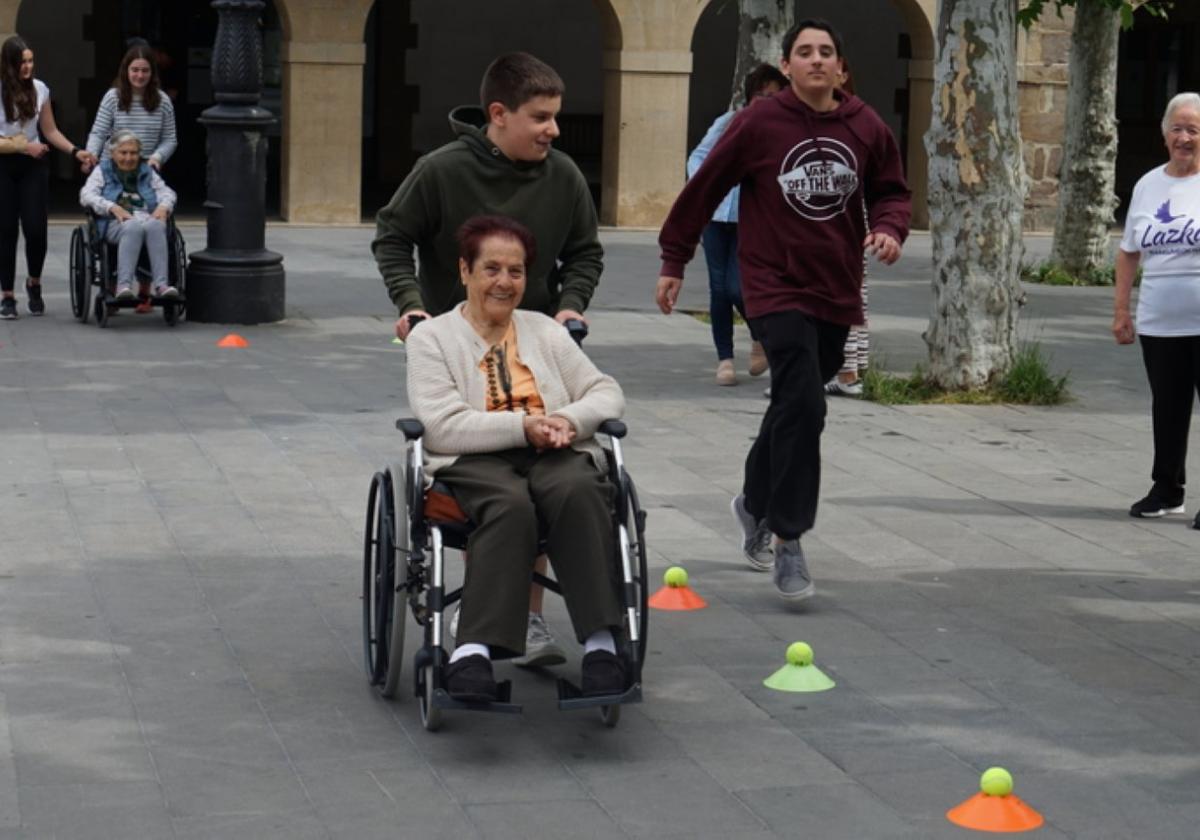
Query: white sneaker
115,283,134,299
448,603,460,639
825,378,863,397
153,283,179,298
512,613,566,668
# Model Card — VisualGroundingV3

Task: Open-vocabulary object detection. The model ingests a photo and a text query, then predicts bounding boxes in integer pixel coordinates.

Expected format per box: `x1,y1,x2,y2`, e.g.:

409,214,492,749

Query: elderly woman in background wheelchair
405,214,627,702
79,129,177,300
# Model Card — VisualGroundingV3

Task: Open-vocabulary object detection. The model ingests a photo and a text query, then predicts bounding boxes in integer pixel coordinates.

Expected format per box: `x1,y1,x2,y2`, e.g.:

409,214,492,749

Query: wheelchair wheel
162,301,179,327
69,227,88,321
599,703,621,728
170,225,187,319
362,470,406,697
615,469,650,680
94,292,110,328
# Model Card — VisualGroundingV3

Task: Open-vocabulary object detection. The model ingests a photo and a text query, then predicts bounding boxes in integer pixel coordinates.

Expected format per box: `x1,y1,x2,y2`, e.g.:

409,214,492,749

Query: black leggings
0,154,49,293
1139,334,1200,500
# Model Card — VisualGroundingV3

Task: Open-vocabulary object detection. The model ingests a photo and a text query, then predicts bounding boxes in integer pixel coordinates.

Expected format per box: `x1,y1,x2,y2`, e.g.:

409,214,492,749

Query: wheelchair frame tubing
608,436,640,648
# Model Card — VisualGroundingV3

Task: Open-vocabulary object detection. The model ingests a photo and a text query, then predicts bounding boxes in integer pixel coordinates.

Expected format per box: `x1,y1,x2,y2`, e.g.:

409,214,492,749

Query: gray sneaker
512,613,566,668
731,494,772,571
773,539,815,601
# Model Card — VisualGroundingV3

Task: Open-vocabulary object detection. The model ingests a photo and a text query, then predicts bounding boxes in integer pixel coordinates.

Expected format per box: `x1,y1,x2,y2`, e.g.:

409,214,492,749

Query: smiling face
1164,104,1200,176
127,58,152,91
460,234,527,326
19,48,32,80
113,140,141,172
781,28,841,109
486,95,561,163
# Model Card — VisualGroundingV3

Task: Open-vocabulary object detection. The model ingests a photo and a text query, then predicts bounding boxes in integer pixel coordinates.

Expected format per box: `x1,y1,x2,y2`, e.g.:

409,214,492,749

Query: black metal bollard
187,0,285,324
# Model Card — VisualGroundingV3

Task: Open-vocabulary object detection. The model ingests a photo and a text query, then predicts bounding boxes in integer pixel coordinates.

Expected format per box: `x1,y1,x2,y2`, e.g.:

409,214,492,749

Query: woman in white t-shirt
1114,91,1200,529
0,36,96,319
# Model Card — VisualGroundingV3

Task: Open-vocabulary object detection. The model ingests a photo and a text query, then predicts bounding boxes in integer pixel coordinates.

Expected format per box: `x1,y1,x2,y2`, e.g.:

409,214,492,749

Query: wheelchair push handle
564,318,588,346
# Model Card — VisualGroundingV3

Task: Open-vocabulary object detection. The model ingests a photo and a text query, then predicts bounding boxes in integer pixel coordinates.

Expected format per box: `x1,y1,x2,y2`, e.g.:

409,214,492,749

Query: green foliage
863,346,1070,406
1018,0,1172,31
1020,260,1140,287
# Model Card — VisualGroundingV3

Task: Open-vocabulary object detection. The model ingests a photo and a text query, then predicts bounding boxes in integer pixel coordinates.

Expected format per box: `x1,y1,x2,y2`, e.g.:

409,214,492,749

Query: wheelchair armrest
598,419,626,439
396,418,425,440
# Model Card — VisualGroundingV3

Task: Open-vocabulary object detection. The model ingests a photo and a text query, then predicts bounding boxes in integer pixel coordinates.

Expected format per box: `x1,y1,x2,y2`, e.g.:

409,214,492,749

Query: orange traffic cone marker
763,642,835,692
946,767,1044,833
648,566,707,610
216,333,249,348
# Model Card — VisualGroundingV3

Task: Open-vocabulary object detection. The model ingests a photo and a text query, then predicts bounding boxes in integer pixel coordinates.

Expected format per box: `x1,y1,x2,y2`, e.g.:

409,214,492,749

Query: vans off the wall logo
776,138,859,221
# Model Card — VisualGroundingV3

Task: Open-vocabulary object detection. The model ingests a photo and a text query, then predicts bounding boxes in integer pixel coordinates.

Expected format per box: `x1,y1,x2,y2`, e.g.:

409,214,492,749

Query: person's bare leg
528,553,548,613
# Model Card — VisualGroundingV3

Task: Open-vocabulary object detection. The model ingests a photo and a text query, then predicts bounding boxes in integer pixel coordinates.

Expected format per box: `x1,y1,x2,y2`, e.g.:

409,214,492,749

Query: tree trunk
730,0,793,109
924,0,1026,388
1049,5,1121,276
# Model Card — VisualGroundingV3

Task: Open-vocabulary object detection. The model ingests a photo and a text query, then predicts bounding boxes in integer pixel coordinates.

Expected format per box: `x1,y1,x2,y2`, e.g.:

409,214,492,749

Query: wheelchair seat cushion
425,481,470,524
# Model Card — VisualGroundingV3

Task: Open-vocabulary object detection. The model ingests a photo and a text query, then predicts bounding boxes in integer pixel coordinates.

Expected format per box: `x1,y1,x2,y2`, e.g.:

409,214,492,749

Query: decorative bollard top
210,0,266,107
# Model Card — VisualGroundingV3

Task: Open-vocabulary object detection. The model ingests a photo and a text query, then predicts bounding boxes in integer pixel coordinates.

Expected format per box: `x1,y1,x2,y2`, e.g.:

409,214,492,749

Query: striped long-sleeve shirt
85,88,178,166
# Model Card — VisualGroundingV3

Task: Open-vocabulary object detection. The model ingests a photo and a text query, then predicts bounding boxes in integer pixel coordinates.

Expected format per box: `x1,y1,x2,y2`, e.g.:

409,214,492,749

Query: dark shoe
0,297,16,320
1129,492,1185,518
443,654,498,702
773,539,815,601
581,649,627,696
25,280,43,315
731,494,772,572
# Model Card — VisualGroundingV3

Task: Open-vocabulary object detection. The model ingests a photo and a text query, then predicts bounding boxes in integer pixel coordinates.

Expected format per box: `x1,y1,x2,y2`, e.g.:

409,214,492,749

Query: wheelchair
362,403,649,731
68,211,187,328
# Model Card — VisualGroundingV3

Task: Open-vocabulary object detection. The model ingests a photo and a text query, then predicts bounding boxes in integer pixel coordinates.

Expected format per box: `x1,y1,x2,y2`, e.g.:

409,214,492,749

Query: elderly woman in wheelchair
405,214,628,703
79,129,177,300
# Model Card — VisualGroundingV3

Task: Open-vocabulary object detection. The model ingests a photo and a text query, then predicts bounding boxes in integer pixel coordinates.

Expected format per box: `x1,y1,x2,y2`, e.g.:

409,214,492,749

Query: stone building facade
0,0,1169,233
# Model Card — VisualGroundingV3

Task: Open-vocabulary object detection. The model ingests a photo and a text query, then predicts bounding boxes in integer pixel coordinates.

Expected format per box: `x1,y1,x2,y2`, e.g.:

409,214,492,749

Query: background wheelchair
362,358,649,731
68,211,187,328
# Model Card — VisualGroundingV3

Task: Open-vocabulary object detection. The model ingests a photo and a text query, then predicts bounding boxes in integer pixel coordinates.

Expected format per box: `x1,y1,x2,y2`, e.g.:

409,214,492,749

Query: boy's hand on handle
656,276,682,314
864,232,901,265
395,310,429,340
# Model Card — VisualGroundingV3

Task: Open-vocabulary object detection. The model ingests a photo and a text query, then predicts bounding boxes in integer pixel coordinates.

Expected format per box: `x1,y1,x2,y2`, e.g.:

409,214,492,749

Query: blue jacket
95,159,159,235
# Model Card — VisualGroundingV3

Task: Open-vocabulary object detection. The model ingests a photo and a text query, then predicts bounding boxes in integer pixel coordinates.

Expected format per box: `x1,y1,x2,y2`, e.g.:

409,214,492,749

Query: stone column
907,59,934,230
280,41,366,222
1018,12,1072,232
599,48,693,227
187,0,286,324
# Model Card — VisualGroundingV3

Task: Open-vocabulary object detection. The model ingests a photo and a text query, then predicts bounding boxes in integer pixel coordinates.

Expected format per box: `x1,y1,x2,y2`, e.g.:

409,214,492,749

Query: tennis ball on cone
980,767,1013,797
663,566,689,588
786,641,814,667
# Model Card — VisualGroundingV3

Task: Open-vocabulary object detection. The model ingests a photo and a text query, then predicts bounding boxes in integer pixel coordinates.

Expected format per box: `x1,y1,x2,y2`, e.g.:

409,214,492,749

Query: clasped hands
110,204,170,223
523,414,576,450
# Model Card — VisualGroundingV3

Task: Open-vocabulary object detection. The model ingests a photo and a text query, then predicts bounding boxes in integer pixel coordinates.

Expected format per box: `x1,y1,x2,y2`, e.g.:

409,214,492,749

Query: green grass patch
1020,260,1139,287
684,309,746,326
863,344,1069,406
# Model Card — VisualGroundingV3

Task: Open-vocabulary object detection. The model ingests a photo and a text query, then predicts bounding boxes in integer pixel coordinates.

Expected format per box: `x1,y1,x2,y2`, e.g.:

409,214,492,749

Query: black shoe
1129,492,1185,518
25,280,43,315
581,650,627,696
0,297,16,320
443,654,498,702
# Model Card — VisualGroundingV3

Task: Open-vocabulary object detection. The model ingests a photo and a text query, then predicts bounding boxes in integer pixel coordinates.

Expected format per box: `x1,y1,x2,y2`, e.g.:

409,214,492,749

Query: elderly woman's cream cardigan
405,306,625,476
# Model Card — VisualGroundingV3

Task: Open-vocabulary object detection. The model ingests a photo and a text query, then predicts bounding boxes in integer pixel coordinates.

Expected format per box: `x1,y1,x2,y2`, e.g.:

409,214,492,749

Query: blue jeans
701,222,747,360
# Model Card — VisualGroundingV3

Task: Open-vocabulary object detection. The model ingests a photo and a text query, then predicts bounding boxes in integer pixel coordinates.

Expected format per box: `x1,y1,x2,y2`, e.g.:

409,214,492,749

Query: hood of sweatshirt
446,104,547,175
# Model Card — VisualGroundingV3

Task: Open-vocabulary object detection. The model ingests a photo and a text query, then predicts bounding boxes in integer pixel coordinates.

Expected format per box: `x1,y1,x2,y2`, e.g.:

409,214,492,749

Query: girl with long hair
85,44,177,170
0,36,95,319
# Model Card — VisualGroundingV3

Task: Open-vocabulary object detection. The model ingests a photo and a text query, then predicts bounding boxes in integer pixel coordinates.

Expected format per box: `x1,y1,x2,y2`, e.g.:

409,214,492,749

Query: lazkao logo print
776,138,859,221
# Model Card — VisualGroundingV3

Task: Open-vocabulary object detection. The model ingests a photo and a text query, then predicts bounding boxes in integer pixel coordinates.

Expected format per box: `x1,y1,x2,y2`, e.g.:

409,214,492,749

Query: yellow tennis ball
663,566,688,588
786,641,814,667
980,767,1013,797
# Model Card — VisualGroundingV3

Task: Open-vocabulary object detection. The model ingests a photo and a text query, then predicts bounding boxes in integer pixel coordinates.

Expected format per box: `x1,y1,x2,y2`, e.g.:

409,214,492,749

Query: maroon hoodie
660,88,911,325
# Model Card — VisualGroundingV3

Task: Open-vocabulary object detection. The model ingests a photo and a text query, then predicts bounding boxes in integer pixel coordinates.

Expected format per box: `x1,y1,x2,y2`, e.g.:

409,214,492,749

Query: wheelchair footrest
556,679,642,711
102,294,186,308
430,681,522,715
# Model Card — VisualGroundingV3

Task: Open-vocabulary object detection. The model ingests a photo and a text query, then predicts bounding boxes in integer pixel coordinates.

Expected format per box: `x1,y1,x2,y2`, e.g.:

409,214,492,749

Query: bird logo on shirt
1155,200,1183,225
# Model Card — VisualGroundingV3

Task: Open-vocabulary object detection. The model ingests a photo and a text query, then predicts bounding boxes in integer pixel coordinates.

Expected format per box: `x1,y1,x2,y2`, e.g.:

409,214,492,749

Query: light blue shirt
687,111,738,224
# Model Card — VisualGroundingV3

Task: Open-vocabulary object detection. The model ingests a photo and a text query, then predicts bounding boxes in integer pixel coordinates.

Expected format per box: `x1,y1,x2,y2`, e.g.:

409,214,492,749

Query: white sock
583,629,616,655
449,643,488,664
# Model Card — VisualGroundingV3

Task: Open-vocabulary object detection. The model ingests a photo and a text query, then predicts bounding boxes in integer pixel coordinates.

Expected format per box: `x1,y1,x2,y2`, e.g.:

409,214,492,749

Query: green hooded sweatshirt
372,106,603,317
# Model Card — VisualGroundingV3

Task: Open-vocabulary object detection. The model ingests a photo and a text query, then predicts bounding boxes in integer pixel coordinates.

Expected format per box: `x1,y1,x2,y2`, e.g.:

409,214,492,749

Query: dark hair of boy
479,52,565,113
743,64,787,106
781,18,844,59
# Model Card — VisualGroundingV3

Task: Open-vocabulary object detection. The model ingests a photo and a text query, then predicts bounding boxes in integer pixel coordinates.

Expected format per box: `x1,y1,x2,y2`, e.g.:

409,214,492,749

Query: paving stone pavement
1,223,1198,839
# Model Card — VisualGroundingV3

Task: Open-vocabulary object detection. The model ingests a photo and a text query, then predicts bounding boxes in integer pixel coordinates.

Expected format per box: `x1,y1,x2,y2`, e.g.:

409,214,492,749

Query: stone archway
890,0,935,228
